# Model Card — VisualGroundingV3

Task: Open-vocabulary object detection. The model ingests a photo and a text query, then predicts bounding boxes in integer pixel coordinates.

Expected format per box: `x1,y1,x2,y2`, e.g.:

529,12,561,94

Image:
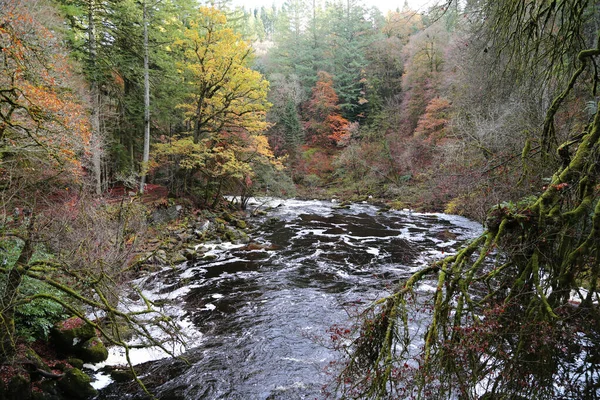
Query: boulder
52,318,95,353
169,251,187,264
66,358,84,370
152,249,168,264
109,368,135,383
78,337,108,363
58,368,97,400
183,247,197,260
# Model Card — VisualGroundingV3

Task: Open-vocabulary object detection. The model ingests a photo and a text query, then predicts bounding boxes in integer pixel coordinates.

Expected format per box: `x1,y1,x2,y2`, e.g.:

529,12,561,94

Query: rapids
94,199,482,399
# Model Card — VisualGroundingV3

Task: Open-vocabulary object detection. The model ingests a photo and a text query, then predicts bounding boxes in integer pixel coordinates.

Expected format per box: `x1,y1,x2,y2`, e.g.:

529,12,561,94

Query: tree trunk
89,0,102,195
140,0,151,194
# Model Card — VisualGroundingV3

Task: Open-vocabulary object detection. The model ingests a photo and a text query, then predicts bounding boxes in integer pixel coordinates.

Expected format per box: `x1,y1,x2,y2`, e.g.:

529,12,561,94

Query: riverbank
0,193,261,400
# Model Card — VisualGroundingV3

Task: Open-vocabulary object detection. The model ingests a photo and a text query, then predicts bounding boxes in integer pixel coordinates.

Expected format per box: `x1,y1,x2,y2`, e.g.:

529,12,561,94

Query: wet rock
58,368,97,399
235,219,247,229
196,245,209,253
240,242,277,251
170,251,187,264
333,201,351,210
79,337,108,363
436,229,457,241
263,217,280,227
183,247,197,260
109,368,135,383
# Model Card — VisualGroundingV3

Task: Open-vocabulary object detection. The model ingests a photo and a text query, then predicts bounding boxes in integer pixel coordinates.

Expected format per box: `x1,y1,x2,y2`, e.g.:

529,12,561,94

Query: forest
1,0,600,398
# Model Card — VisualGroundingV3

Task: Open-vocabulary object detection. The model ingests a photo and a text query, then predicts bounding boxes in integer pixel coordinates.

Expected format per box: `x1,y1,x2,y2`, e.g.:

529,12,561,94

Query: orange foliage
0,0,90,184
414,97,451,141
304,71,350,147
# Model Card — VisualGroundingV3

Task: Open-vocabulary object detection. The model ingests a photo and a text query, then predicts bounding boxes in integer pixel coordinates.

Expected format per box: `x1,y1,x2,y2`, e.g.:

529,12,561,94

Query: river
94,198,482,399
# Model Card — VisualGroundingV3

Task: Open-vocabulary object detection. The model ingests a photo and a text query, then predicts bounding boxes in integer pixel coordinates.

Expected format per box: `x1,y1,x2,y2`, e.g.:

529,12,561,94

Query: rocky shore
0,200,259,400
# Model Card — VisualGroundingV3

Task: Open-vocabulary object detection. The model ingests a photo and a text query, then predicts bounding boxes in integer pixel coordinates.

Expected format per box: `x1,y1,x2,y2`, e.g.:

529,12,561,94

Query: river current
94,198,482,399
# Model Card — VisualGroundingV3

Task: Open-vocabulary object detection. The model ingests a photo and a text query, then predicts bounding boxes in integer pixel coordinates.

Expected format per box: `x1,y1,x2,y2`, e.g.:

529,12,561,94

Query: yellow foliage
152,7,279,196
176,7,271,143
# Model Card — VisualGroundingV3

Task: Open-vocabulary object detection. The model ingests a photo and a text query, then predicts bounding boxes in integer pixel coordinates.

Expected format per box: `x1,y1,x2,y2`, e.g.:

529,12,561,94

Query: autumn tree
304,71,350,147
152,6,273,204
382,7,424,43
0,0,90,205
0,3,187,386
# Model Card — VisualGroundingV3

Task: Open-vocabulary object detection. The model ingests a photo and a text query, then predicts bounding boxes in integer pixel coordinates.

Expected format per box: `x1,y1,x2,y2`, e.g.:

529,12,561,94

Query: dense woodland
1,0,600,398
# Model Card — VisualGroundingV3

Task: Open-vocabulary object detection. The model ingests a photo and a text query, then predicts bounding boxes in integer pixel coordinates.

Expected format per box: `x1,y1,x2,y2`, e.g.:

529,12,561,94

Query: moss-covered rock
52,317,96,353
169,251,187,264
224,229,237,242
110,367,135,383
183,247,197,260
78,337,108,363
58,368,97,399
66,358,84,370
221,213,234,223
235,219,247,229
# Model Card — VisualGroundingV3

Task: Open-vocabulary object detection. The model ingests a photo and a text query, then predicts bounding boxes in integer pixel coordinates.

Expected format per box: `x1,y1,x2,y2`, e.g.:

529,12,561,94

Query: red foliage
414,97,451,141
304,71,350,147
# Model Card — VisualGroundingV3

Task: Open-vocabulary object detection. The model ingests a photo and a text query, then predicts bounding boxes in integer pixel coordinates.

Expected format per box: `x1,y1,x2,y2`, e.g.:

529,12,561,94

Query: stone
110,368,135,383
52,318,95,353
78,337,108,363
235,219,247,229
170,252,187,264
224,229,238,242
238,231,249,243
196,220,211,232
183,248,197,260
154,249,168,264
177,232,192,242
66,358,84,370
58,368,97,399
